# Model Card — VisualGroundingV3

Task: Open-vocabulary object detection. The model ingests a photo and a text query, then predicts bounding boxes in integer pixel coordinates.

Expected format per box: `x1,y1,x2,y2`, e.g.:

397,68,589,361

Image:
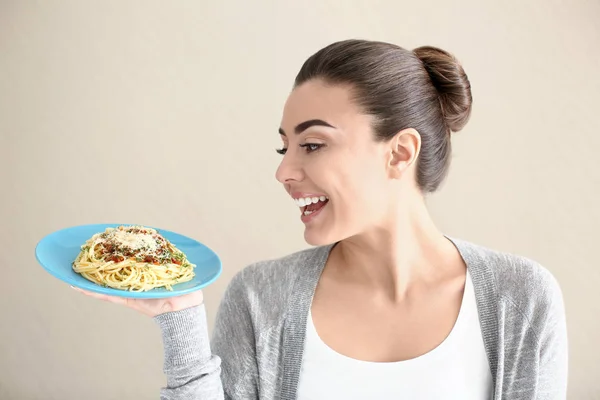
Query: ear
388,128,421,178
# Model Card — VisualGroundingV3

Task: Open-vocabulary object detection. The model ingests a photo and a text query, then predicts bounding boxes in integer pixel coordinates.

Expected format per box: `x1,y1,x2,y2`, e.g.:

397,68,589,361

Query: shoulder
452,238,566,334
219,244,331,326
453,238,563,304
232,244,330,293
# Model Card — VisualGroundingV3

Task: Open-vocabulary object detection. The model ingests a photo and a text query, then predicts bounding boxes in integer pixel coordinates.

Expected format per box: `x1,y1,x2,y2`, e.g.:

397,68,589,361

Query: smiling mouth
303,199,329,215
294,196,329,216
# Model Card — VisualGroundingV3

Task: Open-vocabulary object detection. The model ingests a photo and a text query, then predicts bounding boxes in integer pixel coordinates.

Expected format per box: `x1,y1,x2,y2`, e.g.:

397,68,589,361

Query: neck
332,195,461,301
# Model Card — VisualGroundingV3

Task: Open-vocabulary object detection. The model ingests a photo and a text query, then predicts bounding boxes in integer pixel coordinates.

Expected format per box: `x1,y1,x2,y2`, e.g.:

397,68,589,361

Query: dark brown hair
294,39,472,193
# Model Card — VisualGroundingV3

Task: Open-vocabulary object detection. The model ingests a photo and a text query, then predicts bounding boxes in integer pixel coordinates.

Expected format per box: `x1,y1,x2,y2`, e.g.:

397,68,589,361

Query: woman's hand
72,287,204,318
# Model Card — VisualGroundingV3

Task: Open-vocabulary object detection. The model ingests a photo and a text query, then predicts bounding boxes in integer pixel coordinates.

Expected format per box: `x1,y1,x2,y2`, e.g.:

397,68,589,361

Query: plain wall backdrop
1,1,599,399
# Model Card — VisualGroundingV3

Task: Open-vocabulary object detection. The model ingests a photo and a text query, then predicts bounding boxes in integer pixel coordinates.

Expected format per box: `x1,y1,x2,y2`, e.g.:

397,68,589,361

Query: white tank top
297,270,493,399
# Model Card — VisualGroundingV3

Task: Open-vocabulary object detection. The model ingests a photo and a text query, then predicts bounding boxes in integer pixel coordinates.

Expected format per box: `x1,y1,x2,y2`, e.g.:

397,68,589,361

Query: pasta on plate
72,225,195,291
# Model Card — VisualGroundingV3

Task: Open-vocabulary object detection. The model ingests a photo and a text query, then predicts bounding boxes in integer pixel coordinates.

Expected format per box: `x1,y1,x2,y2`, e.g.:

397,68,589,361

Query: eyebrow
278,119,336,136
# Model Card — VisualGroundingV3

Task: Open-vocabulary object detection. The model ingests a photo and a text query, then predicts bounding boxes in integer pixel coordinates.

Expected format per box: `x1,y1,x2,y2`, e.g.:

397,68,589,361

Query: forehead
280,80,368,131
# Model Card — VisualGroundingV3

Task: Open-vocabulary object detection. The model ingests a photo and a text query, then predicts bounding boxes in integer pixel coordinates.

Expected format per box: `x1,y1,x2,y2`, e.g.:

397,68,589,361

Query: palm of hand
73,287,204,317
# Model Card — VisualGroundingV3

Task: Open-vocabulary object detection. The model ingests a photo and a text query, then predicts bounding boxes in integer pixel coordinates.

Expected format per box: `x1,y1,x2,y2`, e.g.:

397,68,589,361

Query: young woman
78,39,568,399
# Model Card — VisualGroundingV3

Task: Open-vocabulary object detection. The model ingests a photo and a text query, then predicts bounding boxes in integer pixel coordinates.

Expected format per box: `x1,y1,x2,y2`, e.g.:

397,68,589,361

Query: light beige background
1,1,598,399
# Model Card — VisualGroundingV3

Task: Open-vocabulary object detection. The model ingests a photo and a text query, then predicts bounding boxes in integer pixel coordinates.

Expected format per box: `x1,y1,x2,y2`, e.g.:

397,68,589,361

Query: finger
71,286,100,297
71,286,127,305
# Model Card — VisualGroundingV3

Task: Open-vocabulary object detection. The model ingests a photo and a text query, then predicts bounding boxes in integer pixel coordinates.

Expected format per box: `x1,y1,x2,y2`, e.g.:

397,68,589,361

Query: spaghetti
72,225,195,291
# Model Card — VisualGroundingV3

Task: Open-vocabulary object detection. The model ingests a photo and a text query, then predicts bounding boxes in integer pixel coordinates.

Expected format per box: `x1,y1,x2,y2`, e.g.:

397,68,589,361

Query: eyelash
276,143,323,155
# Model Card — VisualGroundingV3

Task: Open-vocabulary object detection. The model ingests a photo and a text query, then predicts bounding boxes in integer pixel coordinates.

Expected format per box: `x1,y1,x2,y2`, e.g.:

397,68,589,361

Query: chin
301,206,355,246
304,232,328,246
303,226,342,247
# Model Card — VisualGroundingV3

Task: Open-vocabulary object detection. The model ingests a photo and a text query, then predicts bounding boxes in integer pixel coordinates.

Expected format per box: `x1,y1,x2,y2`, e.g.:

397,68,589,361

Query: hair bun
413,46,472,133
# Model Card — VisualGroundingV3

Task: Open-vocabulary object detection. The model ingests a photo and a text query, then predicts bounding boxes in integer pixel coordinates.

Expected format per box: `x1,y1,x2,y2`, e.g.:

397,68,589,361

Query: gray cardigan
154,238,568,399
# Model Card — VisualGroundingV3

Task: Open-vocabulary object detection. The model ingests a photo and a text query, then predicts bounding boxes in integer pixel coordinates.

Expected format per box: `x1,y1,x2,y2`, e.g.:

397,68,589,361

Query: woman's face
276,80,405,246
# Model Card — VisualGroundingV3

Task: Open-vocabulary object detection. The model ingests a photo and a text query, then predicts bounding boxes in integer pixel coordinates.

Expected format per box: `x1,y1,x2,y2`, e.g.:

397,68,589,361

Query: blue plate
35,223,222,298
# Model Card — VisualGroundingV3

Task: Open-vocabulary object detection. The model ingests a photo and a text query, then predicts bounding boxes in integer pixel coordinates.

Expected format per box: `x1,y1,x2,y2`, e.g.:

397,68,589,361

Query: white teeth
294,195,329,208
304,210,314,216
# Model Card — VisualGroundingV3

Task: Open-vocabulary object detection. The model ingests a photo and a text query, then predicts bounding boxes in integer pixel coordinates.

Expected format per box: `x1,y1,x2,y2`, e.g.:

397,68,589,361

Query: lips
291,193,330,218
293,195,329,208
303,197,329,215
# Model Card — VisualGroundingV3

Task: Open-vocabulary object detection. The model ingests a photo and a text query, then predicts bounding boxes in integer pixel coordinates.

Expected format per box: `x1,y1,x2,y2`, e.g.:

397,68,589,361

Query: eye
275,148,287,155
299,143,323,153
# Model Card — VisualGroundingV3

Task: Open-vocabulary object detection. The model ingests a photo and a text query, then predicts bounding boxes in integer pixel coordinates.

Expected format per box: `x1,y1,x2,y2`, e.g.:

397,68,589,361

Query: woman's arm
154,272,259,399
536,274,569,399
155,305,225,399
76,269,260,399
499,262,569,400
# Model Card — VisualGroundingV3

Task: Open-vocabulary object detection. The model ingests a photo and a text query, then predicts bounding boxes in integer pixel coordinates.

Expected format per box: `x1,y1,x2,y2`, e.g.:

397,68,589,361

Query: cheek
334,160,388,213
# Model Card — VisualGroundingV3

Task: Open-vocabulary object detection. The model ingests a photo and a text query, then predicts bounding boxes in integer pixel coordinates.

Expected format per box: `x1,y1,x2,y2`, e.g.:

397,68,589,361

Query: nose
275,151,305,185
